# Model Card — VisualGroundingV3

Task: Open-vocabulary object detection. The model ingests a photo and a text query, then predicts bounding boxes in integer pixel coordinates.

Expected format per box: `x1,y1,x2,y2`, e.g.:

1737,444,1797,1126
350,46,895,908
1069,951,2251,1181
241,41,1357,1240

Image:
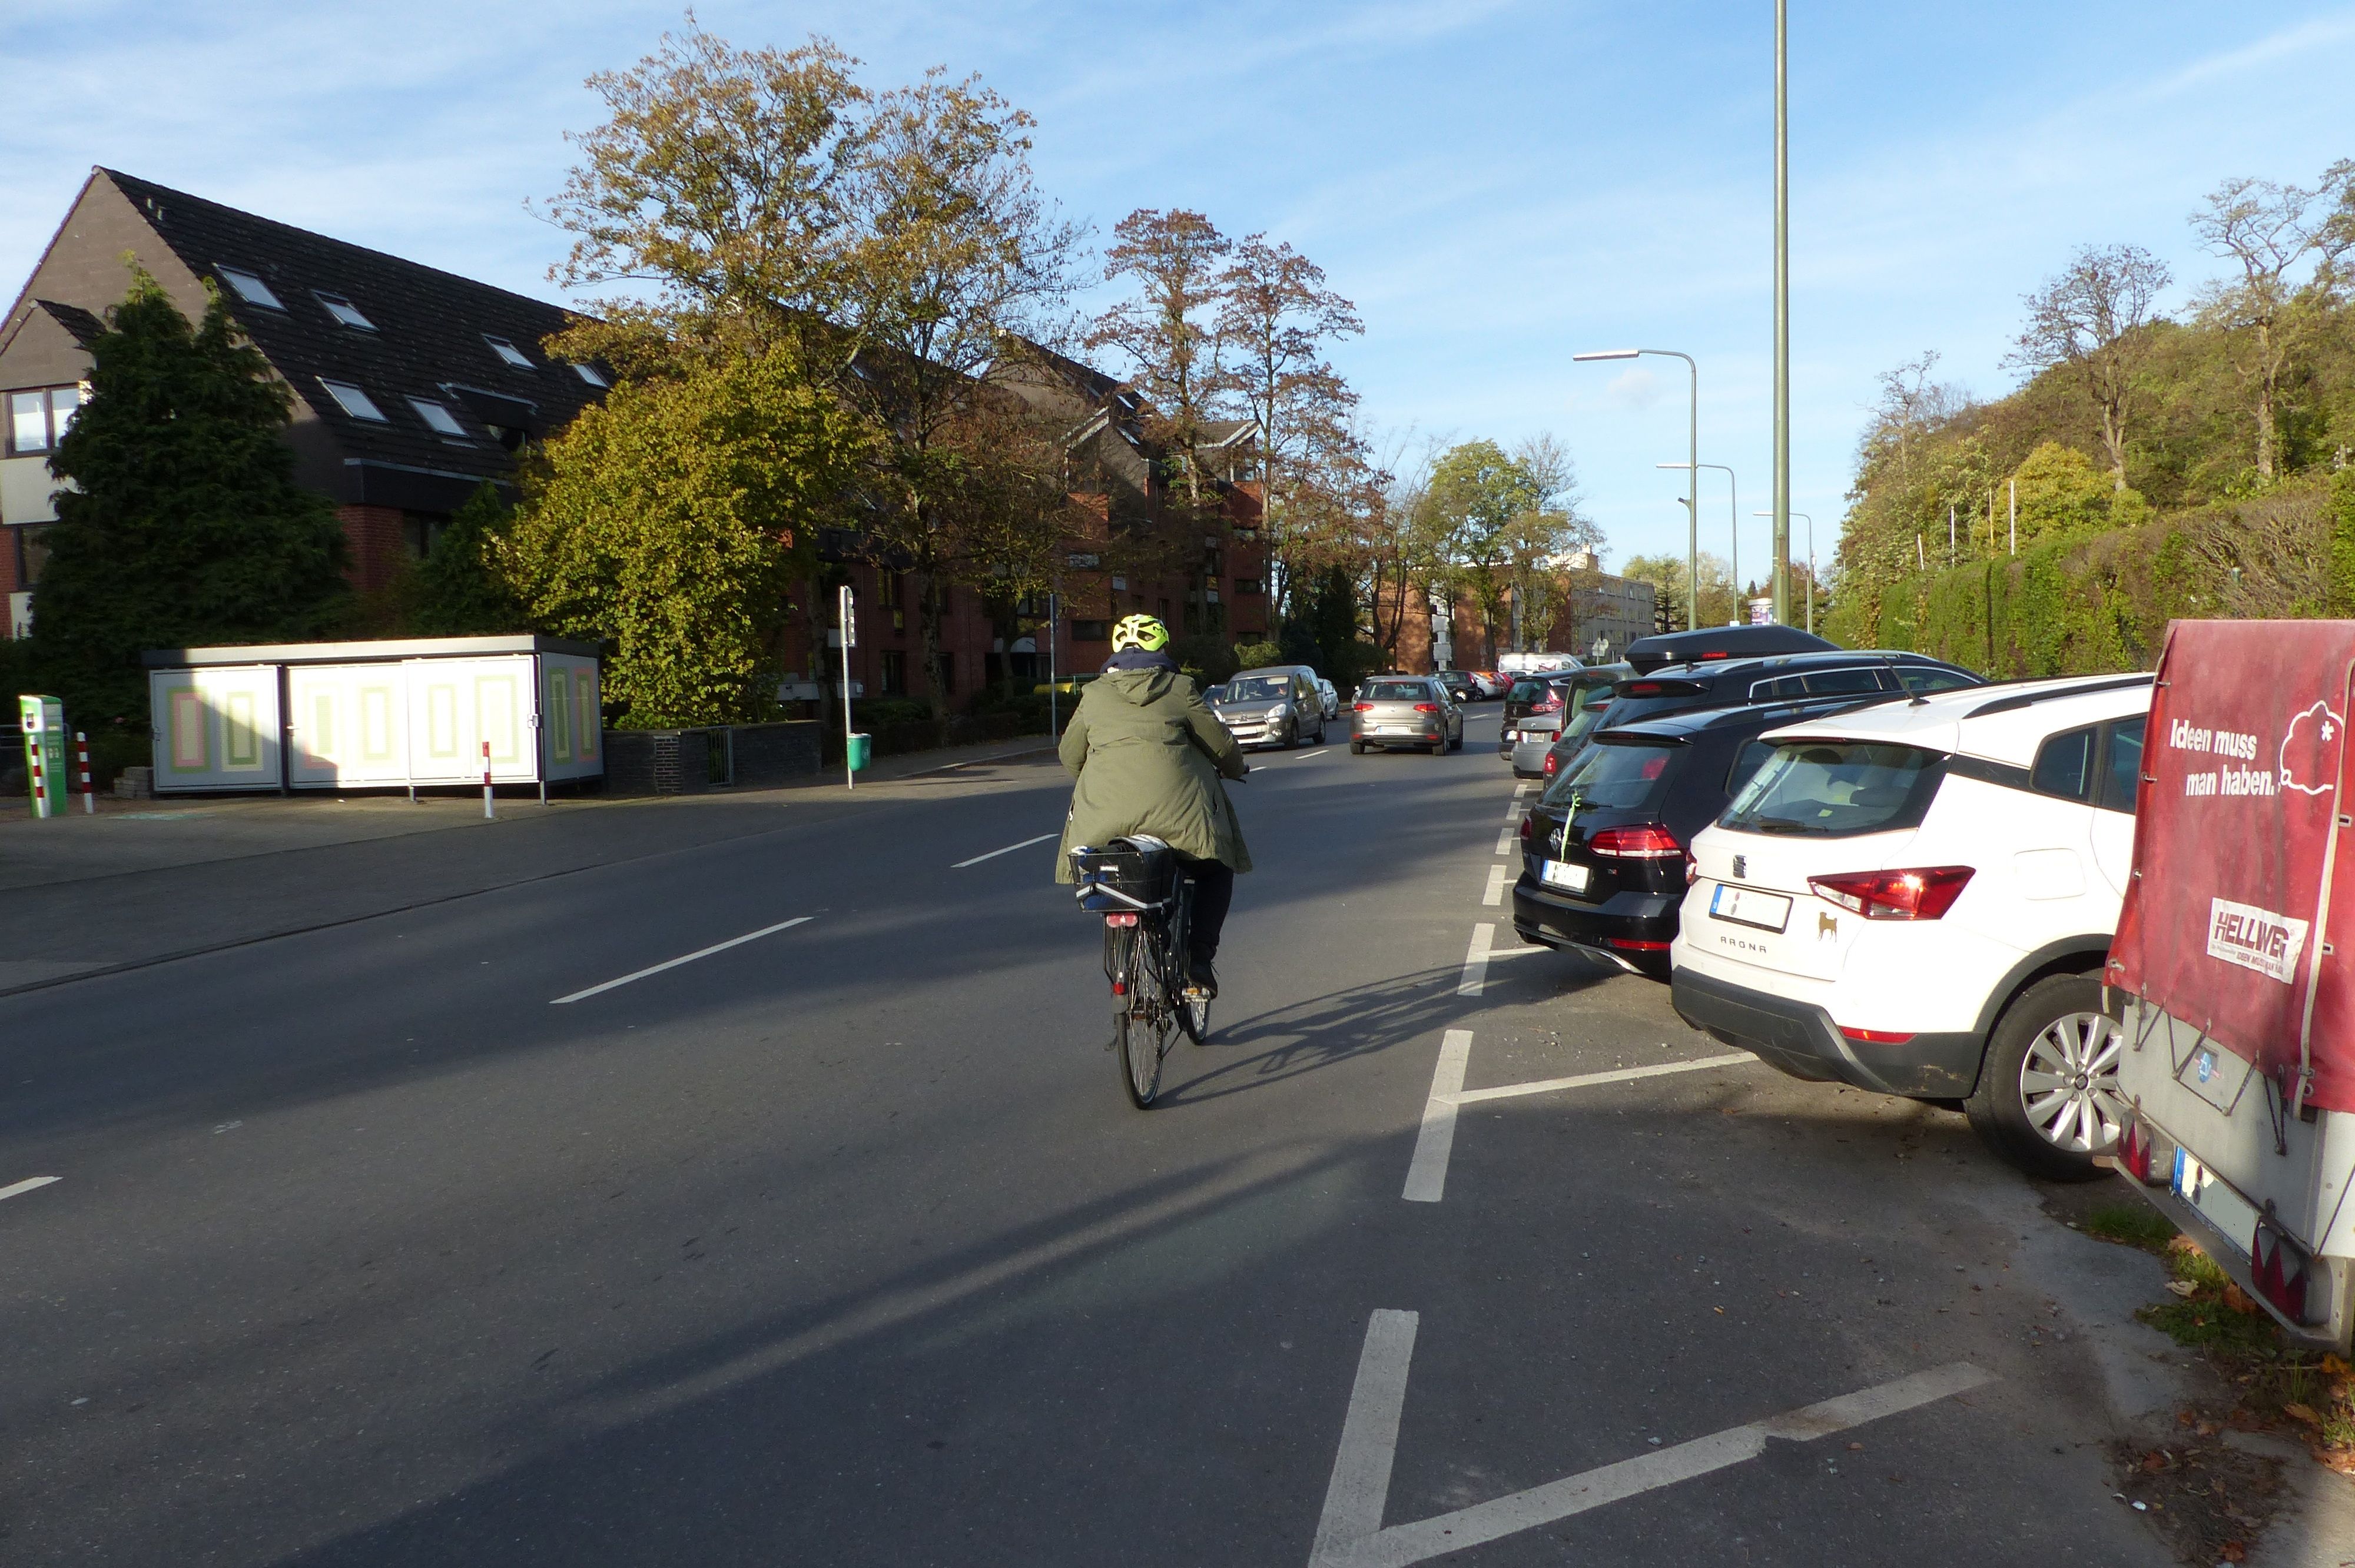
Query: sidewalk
0,737,1062,996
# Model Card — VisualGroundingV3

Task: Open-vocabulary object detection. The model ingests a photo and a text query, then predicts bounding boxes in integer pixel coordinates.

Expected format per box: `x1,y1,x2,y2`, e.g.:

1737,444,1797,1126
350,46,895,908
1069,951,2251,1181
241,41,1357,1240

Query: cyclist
1054,613,1251,996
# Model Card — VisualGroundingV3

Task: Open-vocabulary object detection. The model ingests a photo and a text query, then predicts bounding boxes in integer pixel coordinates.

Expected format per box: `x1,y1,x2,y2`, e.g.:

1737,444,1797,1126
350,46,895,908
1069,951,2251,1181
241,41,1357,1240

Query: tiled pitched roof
98,168,606,490
33,300,105,350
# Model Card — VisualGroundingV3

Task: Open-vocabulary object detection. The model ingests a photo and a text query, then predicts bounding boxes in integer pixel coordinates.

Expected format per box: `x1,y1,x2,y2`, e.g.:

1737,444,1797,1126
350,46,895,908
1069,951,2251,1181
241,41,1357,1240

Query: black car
1624,624,1836,674
1432,669,1481,705
1500,664,1629,758
1573,650,1982,747
1511,695,1886,979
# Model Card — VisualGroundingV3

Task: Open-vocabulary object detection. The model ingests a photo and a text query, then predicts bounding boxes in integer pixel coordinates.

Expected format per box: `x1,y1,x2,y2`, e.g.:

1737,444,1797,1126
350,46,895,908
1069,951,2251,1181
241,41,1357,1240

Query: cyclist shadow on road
1154,964,1509,1105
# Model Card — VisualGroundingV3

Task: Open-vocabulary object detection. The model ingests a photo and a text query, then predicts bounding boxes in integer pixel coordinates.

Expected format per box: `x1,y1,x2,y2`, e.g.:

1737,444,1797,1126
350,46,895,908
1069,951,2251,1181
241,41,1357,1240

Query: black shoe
1187,955,1219,998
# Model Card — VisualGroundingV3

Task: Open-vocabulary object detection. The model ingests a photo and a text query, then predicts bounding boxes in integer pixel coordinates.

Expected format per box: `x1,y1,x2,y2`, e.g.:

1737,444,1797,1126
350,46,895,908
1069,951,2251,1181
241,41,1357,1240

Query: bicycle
1072,836,1212,1108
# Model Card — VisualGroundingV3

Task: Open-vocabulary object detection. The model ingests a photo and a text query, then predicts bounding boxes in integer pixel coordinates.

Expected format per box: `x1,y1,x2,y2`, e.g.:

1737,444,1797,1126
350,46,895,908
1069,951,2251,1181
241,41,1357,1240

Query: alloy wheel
2016,1009,2126,1154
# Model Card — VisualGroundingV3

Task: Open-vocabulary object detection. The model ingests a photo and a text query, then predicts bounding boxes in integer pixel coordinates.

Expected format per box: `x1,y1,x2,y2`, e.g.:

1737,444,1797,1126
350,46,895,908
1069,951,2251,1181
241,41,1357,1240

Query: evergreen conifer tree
34,268,349,724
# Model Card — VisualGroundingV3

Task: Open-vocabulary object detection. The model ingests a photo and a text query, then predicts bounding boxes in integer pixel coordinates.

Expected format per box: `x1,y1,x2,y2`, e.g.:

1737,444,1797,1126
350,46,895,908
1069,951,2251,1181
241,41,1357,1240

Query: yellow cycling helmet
1111,613,1170,653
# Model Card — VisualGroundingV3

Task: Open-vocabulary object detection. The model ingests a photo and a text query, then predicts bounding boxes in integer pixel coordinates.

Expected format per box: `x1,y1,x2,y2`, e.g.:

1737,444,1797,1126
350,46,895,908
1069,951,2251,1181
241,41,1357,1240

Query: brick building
1,169,610,634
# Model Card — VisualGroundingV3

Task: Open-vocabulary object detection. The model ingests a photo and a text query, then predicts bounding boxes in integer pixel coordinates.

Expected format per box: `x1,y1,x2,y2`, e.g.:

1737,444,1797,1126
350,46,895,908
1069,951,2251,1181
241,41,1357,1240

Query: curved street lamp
1573,348,1696,632
1663,462,1741,624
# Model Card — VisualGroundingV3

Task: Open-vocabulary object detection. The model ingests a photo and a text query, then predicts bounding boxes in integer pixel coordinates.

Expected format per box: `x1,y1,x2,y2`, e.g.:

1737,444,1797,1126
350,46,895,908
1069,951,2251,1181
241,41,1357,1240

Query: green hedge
1825,480,2341,677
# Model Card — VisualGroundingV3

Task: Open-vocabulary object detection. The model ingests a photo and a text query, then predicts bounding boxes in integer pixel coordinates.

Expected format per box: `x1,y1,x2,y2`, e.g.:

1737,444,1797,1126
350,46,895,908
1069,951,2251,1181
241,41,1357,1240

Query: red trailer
2108,619,2355,1351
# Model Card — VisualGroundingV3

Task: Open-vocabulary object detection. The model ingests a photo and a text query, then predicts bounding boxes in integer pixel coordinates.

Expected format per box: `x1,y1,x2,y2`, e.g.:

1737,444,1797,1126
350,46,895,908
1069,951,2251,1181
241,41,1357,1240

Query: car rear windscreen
1600,693,1704,727
1361,680,1429,702
1541,739,1679,813
1719,742,1944,836
1507,680,1547,704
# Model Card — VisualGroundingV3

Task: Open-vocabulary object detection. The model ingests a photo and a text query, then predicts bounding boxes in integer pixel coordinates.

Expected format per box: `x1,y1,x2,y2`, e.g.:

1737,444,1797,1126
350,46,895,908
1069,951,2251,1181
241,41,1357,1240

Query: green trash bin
846,732,872,772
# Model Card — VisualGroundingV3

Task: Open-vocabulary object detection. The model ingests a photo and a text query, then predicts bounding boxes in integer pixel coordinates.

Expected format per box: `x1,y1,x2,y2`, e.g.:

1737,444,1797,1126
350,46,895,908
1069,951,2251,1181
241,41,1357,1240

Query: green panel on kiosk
19,695,68,818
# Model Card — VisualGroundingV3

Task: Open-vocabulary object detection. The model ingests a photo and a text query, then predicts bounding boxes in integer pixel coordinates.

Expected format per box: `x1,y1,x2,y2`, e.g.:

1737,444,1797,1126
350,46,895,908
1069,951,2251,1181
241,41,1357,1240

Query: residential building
1,167,609,633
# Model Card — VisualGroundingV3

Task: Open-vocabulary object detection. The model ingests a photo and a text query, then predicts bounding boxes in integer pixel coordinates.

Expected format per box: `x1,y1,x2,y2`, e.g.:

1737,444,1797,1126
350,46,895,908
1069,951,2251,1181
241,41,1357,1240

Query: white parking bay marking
1401,1031,1472,1202
1494,827,1515,855
0,1176,62,1204
1450,1052,1756,1106
1501,799,1522,822
550,917,815,1004
1307,1324,1994,1568
1513,782,1531,799
951,831,1057,869
1482,863,1508,906
1457,923,1494,995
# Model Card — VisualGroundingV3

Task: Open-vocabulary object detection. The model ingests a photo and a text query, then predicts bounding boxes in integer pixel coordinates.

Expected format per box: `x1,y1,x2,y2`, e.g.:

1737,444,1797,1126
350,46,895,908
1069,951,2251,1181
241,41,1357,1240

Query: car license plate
1540,859,1588,893
1710,883,1792,932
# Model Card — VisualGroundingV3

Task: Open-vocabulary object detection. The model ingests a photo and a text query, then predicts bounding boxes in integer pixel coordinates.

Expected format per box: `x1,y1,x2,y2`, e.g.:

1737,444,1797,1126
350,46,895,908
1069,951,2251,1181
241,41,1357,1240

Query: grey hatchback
1350,675,1463,755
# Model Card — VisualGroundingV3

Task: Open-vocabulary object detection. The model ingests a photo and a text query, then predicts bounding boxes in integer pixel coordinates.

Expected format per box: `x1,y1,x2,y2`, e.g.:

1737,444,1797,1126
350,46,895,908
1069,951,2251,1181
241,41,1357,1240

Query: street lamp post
1662,462,1740,623
1754,510,1814,634
1772,0,1792,626
1574,348,1697,632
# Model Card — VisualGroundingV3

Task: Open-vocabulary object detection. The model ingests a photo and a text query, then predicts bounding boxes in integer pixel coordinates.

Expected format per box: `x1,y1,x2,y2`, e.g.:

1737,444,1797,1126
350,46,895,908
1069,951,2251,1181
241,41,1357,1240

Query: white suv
1669,675,2153,1179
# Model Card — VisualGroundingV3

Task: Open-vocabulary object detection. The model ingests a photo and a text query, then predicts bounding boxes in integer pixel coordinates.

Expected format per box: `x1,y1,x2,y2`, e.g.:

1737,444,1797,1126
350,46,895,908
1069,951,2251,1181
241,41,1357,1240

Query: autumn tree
1213,234,1364,619
2190,162,2354,482
2005,244,2171,489
502,346,868,725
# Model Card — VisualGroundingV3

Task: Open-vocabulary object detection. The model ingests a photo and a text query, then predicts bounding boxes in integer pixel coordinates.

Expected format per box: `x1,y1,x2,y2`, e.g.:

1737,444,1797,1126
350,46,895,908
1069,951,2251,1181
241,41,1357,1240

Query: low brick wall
603,728,712,795
727,721,823,786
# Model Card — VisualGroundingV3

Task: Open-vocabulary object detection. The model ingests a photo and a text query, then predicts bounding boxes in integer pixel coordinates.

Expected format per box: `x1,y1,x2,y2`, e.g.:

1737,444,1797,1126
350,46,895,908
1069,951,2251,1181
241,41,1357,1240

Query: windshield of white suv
1224,676,1288,702
1720,741,1943,836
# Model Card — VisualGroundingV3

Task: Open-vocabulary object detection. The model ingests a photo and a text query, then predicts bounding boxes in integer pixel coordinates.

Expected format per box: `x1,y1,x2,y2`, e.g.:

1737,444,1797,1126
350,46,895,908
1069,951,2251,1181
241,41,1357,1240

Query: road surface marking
951,831,1058,869
1482,863,1508,906
1309,1310,1419,1565
0,1176,61,1204
1401,1032,1472,1202
1457,924,1494,995
551,917,814,1004
1294,749,1330,761
1500,799,1522,822
1513,782,1531,799
1450,1052,1757,1106
1494,827,1515,855
1307,1324,1993,1568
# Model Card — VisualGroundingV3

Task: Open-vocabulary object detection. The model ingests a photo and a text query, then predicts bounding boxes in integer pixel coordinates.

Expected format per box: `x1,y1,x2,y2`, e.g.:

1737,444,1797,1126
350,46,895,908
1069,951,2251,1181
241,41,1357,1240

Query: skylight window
317,378,387,421
570,361,608,388
314,291,374,330
408,397,467,437
483,334,533,370
217,265,284,310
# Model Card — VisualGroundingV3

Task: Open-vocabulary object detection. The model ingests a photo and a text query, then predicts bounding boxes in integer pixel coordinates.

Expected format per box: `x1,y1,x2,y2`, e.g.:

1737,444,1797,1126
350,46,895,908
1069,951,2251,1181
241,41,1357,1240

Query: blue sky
4,2,2351,580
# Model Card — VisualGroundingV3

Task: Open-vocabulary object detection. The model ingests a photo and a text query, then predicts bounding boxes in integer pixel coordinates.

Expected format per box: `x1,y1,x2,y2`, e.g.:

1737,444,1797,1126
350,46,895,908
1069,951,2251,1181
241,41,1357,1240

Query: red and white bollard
75,731,94,814
482,739,495,820
26,742,45,818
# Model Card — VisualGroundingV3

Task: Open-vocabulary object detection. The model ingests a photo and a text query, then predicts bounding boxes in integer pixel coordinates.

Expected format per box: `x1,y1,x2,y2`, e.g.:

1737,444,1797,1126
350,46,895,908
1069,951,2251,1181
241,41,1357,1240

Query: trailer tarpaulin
2109,620,2355,1114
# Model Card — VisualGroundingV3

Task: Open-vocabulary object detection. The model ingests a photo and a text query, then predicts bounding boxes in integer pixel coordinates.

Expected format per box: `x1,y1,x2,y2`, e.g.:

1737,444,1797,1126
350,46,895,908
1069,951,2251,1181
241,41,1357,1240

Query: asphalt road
0,709,2176,1566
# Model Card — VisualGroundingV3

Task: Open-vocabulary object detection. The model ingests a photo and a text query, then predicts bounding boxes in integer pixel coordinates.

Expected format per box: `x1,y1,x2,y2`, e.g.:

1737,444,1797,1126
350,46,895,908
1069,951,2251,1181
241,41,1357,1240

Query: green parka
1053,666,1252,882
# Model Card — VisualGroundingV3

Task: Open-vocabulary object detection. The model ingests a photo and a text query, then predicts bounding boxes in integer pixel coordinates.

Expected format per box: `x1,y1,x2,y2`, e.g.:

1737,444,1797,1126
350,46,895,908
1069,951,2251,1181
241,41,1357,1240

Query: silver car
1505,665,1630,777
1209,665,1328,749
1350,675,1463,755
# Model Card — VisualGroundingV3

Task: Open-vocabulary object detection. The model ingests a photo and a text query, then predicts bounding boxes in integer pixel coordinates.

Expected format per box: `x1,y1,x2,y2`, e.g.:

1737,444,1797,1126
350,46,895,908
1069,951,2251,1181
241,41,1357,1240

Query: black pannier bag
1072,837,1178,909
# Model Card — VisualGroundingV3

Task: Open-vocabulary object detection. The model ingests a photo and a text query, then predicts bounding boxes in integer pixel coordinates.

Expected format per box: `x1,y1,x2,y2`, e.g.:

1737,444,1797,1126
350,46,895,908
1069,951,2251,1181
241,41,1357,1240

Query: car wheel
1350,740,1366,755
1314,720,1327,745
1963,973,2126,1182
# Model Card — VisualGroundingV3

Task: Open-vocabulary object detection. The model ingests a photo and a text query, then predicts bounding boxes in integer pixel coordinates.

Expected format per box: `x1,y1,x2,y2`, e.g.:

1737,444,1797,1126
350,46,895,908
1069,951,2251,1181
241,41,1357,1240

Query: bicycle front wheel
1179,990,1210,1045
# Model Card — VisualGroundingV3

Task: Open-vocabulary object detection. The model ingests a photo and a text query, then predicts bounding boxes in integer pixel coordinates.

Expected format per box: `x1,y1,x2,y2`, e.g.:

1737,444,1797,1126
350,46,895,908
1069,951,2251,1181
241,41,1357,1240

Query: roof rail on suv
1963,673,2154,720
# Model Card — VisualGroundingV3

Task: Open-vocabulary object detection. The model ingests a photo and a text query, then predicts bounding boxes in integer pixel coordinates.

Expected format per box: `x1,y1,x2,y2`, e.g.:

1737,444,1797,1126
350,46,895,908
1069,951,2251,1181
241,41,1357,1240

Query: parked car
1316,677,1339,720
1587,650,1983,735
1208,665,1328,749
1432,669,1481,705
1625,624,1836,674
1511,694,1879,978
1469,670,1511,699
1503,664,1633,773
1350,675,1463,754
1669,673,2155,1179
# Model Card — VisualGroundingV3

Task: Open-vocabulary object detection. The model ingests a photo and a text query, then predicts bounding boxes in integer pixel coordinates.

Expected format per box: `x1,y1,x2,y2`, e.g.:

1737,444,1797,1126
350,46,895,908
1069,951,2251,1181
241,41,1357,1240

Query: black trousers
1182,858,1235,962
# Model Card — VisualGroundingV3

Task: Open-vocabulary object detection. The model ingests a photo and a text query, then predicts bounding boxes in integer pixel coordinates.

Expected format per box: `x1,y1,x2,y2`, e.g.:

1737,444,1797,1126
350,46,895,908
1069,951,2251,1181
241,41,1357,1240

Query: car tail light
1412,702,1440,713
1588,825,1683,859
2252,1220,2313,1324
1354,702,1374,713
1604,937,1671,952
2114,1116,2160,1185
1838,1025,1917,1044
1543,750,1560,776
1807,866,1975,919
1519,812,1536,842
1535,691,1563,712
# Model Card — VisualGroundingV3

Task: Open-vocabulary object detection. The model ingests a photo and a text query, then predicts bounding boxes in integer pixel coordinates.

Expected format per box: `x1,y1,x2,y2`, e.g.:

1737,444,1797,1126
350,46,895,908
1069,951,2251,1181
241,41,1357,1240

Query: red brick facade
334,504,412,596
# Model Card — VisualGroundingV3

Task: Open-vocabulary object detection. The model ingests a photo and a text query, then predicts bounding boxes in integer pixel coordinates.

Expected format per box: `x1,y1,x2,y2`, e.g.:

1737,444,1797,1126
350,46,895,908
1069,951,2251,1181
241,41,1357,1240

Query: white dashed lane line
951,832,1059,869
0,1177,62,1204
550,916,815,1004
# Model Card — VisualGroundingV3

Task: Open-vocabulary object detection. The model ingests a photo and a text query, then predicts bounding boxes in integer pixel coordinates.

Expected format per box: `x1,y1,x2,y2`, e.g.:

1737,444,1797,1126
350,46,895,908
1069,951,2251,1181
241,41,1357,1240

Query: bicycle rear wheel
1116,1007,1166,1107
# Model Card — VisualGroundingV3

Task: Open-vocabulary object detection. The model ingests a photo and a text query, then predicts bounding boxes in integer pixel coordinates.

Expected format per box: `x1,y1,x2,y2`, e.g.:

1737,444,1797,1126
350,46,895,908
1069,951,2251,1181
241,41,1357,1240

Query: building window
878,570,907,633
483,334,533,370
571,362,608,388
216,265,284,309
408,397,467,437
1065,552,1100,569
318,379,387,421
314,291,374,330
5,386,79,456
879,650,907,696
402,514,449,559
1234,577,1264,595
937,653,955,693
1071,619,1110,643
